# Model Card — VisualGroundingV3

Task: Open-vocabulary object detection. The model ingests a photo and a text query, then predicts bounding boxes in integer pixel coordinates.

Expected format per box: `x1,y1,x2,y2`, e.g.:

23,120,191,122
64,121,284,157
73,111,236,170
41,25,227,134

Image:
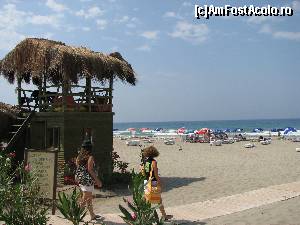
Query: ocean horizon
113,118,300,132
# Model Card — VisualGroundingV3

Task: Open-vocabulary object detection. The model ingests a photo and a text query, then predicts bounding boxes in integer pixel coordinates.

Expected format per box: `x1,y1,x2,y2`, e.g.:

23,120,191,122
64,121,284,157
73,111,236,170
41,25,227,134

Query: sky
0,0,299,122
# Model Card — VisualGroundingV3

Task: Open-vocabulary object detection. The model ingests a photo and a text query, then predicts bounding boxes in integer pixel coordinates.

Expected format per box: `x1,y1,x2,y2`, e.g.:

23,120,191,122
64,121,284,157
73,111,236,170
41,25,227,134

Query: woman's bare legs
80,191,96,219
159,200,173,220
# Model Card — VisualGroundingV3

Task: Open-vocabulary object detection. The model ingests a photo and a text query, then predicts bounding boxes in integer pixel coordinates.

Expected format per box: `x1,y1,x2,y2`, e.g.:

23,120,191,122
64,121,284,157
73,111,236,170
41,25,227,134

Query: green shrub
56,188,87,225
0,151,49,225
119,171,164,225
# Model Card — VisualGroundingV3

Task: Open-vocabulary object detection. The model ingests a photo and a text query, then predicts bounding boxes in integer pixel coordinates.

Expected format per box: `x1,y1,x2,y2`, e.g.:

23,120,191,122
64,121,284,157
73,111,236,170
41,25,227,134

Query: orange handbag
144,162,161,204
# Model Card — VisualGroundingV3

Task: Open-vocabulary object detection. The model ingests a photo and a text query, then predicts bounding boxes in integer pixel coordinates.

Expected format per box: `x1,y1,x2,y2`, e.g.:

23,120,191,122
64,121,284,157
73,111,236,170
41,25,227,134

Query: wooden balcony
17,84,113,113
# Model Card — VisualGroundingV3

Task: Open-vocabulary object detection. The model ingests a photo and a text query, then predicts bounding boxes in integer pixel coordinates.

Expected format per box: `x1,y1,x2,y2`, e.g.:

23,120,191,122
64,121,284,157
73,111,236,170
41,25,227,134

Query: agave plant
56,188,87,225
119,171,164,225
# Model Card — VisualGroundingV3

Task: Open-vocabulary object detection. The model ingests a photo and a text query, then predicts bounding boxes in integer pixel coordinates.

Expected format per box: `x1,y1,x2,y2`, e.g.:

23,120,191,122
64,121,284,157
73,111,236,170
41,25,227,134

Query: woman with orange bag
141,146,173,221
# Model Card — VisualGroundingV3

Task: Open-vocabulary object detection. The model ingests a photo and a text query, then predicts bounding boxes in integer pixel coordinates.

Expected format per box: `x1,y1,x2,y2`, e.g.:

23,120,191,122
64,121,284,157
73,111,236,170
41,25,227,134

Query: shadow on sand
110,176,206,197
161,176,206,192
170,220,206,225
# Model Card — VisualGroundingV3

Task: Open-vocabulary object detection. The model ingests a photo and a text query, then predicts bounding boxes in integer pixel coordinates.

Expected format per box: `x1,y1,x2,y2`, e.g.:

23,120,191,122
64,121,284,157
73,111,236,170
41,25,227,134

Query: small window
83,128,93,143
47,127,60,149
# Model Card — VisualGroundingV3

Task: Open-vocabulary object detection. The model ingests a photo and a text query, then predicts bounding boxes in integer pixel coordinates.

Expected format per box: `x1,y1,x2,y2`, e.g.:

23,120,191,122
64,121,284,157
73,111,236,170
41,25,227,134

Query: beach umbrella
140,128,150,131
213,129,223,134
155,128,163,131
252,128,263,133
177,127,186,134
196,128,209,135
233,128,243,132
113,128,119,131
271,128,283,132
284,127,297,135
127,128,136,131
223,128,231,133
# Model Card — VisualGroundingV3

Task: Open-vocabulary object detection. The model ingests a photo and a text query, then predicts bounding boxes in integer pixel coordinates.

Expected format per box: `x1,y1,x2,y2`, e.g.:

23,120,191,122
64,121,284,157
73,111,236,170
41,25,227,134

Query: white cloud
169,21,209,44
182,2,192,7
259,24,272,34
259,24,300,41
27,14,62,28
0,29,25,51
111,46,119,52
0,4,27,50
115,16,139,29
141,31,159,40
0,4,27,29
273,31,300,41
75,6,104,19
292,1,300,11
46,0,67,12
164,11,176,18
163,11,183,19
82,26,91,31
126,23,136,28
96,19,107,30
41,32,54,39
247,16,271,24
136,44,151,52
115,15,129,23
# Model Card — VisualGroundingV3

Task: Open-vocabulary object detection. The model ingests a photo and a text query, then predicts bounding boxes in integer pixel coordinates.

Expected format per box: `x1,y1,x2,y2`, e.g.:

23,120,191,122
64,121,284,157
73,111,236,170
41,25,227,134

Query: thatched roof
0,102,20,142
0,102,22,118
0,38,136,85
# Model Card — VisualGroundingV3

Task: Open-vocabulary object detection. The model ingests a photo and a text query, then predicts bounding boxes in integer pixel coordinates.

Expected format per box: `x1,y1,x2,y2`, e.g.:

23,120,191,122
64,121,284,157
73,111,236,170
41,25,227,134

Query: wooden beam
86,77,92,112
17,77,21,106
109,78,113,105
62,74,69,112
38,80,42,112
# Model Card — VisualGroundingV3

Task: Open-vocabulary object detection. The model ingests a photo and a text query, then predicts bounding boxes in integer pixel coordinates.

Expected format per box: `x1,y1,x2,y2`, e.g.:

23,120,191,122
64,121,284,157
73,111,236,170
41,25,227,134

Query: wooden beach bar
0,38,136,183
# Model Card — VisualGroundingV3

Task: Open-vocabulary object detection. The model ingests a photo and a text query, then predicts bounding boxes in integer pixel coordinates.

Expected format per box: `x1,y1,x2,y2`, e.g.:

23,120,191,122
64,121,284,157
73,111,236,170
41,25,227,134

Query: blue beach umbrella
213,129,223,134
155,128,163,131
284,127,297,135
223,128,231,133
253,128,263,133
233,128,243,132
271,128,283,132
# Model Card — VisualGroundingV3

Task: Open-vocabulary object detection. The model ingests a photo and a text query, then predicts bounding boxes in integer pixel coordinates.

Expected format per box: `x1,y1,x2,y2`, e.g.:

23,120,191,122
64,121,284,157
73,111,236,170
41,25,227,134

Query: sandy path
92,138,300,214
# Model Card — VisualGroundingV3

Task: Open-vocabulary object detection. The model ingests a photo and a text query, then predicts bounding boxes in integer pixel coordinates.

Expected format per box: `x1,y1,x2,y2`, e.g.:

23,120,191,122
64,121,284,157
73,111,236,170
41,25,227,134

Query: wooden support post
43,75,47,110
109,78,113,105
62,81,67,113
38,80,42,112
17,77,22,106
86,77,91,112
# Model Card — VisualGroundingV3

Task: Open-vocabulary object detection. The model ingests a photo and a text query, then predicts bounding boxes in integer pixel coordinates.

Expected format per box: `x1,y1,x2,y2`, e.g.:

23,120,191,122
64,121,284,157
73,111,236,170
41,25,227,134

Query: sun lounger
126,140,140,146
244,143,255,148
222,139,234,144
164,139,175,145
210,140,222,146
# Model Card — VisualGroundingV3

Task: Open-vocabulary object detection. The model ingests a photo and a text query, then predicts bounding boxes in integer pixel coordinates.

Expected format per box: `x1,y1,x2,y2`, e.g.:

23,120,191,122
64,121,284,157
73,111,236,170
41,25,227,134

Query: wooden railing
17,86,113,113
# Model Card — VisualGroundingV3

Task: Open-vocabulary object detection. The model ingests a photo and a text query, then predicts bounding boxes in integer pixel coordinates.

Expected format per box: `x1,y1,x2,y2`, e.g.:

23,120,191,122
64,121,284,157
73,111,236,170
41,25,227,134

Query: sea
114,118,300,132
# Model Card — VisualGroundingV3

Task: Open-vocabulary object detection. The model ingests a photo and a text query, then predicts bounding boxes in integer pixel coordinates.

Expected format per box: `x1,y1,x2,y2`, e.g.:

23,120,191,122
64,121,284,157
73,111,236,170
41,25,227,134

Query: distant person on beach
141,146,173,221
75,140,102,220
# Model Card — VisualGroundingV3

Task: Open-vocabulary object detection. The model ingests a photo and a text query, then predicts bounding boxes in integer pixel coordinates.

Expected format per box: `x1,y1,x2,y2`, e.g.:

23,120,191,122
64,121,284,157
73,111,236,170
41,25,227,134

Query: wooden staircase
5,111,35,152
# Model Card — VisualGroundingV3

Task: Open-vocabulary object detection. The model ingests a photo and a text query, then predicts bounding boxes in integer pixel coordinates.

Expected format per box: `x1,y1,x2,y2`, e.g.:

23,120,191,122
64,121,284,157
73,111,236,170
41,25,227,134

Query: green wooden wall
30,112,113,183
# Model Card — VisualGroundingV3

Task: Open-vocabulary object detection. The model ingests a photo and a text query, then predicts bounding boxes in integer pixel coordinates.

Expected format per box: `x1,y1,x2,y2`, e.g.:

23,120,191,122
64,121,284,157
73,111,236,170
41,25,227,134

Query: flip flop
163,215,173,221
91,214,102,220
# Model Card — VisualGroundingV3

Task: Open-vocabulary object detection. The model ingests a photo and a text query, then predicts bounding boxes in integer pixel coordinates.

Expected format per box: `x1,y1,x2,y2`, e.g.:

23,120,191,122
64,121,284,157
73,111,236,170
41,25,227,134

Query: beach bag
144,162,161,204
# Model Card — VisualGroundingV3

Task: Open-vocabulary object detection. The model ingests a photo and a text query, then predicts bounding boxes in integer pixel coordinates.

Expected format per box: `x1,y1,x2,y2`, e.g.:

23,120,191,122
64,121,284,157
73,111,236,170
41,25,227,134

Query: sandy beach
84,137,300,224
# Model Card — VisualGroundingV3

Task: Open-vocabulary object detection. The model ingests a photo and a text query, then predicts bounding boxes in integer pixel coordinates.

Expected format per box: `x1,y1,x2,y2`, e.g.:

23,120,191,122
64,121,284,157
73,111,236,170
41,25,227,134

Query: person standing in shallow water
75,140,102,220
141,146,173,221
